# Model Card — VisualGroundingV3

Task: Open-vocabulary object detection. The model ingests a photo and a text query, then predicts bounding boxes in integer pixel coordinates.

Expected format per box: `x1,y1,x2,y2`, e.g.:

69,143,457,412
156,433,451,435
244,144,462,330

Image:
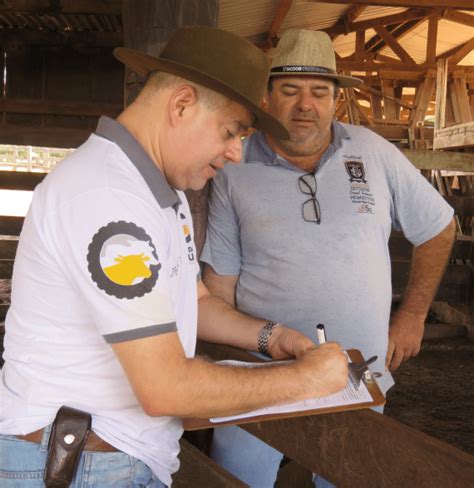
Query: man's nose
295,91,314,112
224,137,243,164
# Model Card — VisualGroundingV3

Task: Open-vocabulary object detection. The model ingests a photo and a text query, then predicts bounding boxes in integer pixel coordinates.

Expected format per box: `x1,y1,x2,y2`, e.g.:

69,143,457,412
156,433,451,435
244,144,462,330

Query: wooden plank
433,122,474,150
0,1,123,15
173,438,247,487
0,29,122,47
196,342,474,488
410,74,436,126
0,98,121,117
355,29,365,60
0,171,46,191
326,8,429,37
449,37,474,67
0,304,8,322
0,217,24,236
268,0,294,42
0,125,90,148
374,25,416,64
0,239,18,260
0,261,14,280
442,10,474,27
426,16,438,64
381,80,398,120
435,58,449,130
400,149,472,171
314,0,474,9
452,76,473,124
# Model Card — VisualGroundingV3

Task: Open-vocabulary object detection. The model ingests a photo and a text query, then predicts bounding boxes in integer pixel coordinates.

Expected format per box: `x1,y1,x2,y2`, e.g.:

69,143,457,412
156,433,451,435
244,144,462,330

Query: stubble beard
276,123,332,158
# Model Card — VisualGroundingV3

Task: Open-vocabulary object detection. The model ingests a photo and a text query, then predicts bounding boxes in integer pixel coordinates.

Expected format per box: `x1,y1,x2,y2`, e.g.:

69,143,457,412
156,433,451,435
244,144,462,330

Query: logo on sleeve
87,221,161,299
179,212,195,262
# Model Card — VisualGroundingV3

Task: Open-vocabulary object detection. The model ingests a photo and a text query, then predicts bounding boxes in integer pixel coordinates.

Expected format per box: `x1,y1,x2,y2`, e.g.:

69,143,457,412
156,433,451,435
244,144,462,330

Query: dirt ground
384,337,474,455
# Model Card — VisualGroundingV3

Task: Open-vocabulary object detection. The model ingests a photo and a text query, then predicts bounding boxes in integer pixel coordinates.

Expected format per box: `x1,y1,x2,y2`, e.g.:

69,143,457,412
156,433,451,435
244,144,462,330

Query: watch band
258,321,280,356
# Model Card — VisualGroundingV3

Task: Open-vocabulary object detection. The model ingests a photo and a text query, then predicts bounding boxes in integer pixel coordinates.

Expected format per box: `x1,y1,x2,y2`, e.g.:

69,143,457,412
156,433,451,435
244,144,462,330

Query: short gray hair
141,71,231,110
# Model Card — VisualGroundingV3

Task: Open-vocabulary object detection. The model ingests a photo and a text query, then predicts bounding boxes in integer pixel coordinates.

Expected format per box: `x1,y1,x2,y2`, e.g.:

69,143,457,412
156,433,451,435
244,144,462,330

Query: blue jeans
0,425,166,487
211,425,335,488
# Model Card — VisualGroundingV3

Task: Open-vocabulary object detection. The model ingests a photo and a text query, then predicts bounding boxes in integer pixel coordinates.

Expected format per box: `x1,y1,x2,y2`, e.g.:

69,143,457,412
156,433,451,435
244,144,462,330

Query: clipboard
183,349,385,431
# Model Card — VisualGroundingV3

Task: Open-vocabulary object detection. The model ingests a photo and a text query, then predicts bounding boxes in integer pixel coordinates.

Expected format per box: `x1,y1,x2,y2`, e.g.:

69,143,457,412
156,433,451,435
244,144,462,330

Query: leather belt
17,428,118,452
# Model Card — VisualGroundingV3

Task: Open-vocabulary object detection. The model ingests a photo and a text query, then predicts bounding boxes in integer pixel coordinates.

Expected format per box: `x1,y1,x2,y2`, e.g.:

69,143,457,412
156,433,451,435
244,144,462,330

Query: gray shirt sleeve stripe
103,322,177,344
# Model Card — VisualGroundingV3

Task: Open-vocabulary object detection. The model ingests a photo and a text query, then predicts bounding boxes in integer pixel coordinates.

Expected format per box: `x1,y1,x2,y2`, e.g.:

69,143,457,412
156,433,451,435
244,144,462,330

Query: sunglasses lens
298,175,316,195
302,198,321,224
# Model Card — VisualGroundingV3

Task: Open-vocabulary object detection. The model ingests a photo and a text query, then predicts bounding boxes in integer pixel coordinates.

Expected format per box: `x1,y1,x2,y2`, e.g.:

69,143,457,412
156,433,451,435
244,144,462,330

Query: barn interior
0,1,473,486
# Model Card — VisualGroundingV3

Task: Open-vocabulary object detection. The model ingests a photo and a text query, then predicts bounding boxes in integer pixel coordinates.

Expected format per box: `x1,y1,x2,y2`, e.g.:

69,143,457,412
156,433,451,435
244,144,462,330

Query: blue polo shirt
201,122,453,393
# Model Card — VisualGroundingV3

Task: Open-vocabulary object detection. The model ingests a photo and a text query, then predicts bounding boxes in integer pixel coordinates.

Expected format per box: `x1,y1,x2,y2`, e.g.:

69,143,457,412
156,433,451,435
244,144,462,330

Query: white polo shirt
1,117,199,484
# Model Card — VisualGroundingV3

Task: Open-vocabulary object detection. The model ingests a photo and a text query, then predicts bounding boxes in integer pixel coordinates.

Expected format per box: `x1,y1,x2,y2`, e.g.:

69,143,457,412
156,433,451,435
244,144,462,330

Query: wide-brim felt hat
270,29,363,88
114,26,290,140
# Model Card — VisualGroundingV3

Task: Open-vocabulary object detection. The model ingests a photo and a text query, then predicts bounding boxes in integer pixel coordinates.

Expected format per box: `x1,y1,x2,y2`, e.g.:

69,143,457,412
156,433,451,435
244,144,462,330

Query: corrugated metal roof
218,1,473,67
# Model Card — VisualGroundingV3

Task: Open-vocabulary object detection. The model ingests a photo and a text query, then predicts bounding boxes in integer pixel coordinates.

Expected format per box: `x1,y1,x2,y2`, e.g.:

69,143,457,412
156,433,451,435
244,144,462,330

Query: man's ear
169,84,199,125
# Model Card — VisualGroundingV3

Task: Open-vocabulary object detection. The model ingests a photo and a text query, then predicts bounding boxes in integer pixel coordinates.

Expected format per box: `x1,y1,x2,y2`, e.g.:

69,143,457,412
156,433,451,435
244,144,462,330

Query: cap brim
114,47,290,140
269,70,363,88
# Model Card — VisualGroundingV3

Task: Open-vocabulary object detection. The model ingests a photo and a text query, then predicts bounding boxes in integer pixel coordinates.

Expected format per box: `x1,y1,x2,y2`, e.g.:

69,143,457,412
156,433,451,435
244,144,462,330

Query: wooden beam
0,29,122,47
435,58,449,130
267,0,294,47
0,0,122,15
0,171,46,191
452,76,473,123
434,121,474,149
374,25,416,64
174,439,247,487
328,4,367,37
449,37,474,66
326,8,428,37
357,85,413,110
0,216,24,236
426,16,439,63
338,61,433,72
0,124,91,148
196,342,474,488
355,30,365,60
0,99,121,117
442,10,474,28
381,80,398,119
368,18,424,57
410,72,437,126
312,1,474,9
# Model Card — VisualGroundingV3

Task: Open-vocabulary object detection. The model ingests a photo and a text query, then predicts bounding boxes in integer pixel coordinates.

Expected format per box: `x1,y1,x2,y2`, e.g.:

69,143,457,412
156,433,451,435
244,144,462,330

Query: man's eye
282,91,297,96
226,130,235,139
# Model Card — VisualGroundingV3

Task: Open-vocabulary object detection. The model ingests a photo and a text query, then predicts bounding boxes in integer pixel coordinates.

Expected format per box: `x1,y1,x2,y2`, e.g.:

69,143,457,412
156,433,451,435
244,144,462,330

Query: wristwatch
258,321,281,356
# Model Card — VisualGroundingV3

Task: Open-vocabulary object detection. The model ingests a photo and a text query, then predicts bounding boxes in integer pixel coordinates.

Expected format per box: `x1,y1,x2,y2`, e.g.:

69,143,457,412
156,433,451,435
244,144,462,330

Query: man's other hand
267,325,315,360
386,308,425,371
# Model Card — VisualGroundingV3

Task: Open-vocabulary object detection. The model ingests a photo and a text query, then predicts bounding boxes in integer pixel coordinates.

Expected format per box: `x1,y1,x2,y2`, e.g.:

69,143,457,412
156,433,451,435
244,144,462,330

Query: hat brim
114,47,290,140
269,70,363,88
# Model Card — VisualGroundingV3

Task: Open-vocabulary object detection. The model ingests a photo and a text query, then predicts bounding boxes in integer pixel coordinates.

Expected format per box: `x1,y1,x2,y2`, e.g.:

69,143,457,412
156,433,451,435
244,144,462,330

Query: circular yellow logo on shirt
87,221,161,299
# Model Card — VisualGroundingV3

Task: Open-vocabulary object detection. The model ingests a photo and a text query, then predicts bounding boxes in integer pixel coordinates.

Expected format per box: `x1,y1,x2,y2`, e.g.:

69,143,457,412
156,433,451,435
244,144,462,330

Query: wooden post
381,79,398,120
435,58,448,131
122,0,218,256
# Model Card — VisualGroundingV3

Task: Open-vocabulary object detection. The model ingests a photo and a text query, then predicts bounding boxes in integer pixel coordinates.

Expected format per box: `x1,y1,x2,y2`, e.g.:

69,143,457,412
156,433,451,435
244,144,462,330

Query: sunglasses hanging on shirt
298,173,321,224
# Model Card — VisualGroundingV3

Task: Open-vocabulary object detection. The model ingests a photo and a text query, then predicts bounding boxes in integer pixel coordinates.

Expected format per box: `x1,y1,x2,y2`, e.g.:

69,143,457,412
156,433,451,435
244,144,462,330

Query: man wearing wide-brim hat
0,26,349,486
202,29,455,487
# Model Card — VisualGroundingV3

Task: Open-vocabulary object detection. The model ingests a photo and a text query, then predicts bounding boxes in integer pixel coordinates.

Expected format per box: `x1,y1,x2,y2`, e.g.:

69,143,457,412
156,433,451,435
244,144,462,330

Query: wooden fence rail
196,342,474,488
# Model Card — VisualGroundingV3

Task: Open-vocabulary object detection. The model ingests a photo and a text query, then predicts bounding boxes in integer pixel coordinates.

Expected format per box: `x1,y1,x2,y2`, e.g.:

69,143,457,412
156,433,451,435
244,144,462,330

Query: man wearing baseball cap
202,29,454,487
0,27,348,487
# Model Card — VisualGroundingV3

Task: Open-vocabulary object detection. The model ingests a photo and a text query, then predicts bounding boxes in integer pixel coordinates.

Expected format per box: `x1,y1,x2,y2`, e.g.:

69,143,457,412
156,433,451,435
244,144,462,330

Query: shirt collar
245,121,350,173
95,116,180,210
